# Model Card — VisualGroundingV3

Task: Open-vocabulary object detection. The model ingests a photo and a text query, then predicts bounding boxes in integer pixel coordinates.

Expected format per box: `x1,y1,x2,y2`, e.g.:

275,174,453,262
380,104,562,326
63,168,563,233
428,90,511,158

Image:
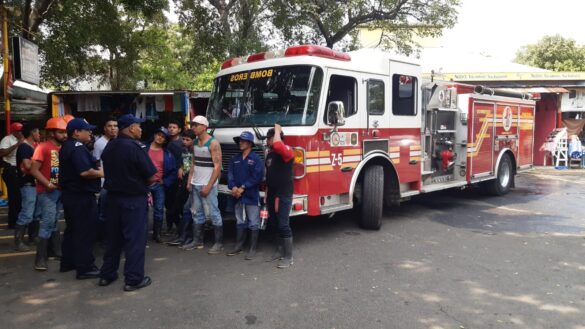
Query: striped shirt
191,137,216,186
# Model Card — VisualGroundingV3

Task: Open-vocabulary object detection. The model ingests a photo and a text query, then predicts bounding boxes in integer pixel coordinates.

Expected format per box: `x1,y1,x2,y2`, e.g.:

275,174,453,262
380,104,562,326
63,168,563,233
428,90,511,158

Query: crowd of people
0,114,295,292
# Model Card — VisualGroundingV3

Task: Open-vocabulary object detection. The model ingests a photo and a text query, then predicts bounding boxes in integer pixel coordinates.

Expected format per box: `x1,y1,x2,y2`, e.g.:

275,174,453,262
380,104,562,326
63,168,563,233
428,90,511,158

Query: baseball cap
266,128,284,141
233,131,255,146
118,114,145,130
155,127,170,139
191,115,209,126
10,122,23,132
67,118,96,133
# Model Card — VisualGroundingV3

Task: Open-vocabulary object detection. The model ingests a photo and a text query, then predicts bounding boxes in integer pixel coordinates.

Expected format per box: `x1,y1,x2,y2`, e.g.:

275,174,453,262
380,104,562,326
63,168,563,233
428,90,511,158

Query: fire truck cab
208,45,535,229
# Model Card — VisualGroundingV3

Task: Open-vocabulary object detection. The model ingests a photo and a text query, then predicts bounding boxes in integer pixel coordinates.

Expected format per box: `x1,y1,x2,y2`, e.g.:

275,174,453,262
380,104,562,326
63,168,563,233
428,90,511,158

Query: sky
439,0,585,61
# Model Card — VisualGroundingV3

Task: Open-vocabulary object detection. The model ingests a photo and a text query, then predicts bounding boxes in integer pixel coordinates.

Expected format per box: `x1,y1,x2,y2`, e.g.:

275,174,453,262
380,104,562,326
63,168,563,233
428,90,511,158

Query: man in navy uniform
99,114,157,291
226,131,264,259
59,118,103,279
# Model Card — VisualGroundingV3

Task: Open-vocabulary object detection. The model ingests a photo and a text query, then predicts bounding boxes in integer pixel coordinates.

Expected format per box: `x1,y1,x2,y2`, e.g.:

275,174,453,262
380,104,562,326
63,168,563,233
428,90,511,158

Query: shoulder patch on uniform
75,141,83,147
133,140,146,148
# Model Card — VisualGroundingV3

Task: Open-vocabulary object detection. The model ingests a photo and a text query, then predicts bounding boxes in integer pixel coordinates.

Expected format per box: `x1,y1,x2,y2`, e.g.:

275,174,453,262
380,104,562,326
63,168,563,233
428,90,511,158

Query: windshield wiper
252,125,266,141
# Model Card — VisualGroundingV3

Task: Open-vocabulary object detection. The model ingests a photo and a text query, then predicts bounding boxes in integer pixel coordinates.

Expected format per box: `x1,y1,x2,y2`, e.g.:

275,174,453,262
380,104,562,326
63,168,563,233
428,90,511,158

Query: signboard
422,71,585,82
12,37,40,85
561,88,585,112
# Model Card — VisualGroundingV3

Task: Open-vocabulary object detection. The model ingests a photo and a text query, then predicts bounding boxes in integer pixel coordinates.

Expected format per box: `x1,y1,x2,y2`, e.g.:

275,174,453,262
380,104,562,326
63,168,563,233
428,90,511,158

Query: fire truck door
470,100,495,176
318,70,366,198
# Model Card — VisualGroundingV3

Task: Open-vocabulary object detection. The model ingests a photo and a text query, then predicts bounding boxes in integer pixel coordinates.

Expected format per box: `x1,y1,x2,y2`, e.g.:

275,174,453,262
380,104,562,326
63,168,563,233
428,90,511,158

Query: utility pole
1,1,10,134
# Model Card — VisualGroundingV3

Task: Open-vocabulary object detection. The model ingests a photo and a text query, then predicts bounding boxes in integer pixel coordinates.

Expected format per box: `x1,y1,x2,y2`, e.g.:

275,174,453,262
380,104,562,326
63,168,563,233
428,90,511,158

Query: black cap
118,114,145,130
66,118,96,133
266,128,284,141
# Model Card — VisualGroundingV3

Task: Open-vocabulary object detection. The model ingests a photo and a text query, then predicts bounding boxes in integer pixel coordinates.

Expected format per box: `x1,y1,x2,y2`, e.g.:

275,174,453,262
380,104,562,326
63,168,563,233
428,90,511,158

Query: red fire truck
208,45,535,229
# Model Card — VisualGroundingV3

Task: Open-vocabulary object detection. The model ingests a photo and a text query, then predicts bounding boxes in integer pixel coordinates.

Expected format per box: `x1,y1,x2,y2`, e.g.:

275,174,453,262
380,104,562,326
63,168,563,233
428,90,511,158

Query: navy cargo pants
99,193,148,286
61,192,98,274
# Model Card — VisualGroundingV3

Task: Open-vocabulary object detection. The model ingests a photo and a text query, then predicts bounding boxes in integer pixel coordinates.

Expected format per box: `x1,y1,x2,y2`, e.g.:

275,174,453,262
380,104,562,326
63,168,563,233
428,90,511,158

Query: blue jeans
17,185,37,226
37,190,62,239
235,201,260,231
149,183,165,224
190,184,222,226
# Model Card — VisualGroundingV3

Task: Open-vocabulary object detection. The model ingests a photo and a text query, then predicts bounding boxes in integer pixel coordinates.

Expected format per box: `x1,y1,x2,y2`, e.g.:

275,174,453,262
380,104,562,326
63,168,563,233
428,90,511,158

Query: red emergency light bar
284,45,351,61
221,45,351,70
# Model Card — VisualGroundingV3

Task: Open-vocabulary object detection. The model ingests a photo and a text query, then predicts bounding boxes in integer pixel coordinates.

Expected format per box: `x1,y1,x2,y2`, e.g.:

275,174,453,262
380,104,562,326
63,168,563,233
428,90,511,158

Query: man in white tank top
185,116,224,254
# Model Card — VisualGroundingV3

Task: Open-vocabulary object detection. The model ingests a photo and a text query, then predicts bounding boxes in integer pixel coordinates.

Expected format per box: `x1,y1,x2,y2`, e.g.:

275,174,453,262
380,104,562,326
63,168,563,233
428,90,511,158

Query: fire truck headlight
294,149,305,164
293,148,306,179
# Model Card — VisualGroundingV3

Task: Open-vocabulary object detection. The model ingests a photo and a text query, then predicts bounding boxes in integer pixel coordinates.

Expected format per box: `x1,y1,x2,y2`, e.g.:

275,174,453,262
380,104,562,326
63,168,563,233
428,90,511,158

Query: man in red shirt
264,124,295,268
29,117,68,271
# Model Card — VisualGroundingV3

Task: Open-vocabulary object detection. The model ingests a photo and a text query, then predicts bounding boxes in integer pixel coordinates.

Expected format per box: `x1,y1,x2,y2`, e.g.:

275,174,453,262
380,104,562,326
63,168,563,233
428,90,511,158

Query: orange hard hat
46,117,67,130
62,114,75,123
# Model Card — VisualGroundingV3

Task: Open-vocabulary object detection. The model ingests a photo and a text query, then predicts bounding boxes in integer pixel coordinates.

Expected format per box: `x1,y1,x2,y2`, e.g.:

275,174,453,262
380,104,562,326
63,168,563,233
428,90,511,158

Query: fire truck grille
219,144,265,183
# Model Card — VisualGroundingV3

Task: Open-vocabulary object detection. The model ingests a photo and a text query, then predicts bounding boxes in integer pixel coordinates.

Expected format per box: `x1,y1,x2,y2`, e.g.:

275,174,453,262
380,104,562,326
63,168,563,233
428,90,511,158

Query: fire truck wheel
360,165,383,230
485,153,513,196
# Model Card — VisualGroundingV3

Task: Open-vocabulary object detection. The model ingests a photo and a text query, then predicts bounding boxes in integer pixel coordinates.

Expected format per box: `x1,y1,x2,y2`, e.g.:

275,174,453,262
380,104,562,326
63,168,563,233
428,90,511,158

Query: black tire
360,165,384,230
484,153,513,196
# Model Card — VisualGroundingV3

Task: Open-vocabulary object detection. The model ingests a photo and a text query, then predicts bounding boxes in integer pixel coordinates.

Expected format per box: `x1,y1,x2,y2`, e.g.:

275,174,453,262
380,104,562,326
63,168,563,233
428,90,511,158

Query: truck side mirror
327,101,346,126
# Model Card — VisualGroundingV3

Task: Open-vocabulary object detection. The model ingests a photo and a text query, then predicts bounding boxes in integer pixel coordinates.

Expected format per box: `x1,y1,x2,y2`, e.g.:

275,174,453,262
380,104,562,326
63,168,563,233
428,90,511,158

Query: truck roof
218,45,420,78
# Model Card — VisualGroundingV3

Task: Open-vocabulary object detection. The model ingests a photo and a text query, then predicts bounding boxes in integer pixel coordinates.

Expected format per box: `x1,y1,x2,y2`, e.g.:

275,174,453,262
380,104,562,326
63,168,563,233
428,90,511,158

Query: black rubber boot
226,227,246,256
27,221,39,245
35,238,49,271
14,224,31,252
48,231,62,260
208,226,224,254
152,222,163,243
265,238,284,262
182,224,204,250
245,230,259,260
179,220,194,247
167,220,186,246
277,237,294,268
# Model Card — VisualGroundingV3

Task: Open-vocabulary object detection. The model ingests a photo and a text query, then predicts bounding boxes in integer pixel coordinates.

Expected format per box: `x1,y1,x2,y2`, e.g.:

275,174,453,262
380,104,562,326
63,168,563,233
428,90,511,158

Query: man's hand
178,168,184,179
200,185,210,197
46,182,56,192
231,186,239,198
187,183,192,192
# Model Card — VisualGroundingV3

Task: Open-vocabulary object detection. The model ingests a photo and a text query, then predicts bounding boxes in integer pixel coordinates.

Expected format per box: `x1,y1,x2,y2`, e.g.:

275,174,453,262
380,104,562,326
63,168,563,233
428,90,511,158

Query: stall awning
500,87,569,94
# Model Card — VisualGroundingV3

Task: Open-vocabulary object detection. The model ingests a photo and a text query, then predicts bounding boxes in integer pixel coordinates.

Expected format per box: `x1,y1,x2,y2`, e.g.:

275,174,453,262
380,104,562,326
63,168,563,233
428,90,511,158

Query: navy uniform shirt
102,134,157,195
227,151,264,205
59,138,101,193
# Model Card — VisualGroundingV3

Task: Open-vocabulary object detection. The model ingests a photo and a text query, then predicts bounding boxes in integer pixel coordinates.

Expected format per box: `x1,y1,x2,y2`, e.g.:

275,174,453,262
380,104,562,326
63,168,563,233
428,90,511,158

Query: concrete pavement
1,167,585,329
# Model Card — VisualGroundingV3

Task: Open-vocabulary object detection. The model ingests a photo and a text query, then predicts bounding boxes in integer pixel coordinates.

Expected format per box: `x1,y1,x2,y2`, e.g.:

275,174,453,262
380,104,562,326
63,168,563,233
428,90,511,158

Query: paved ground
1,167,585,329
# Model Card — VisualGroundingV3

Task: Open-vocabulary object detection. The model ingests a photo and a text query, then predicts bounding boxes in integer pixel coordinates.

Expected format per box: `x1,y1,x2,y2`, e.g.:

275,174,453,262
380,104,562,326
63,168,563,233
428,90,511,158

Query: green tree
515,35,585,72
175,0,267,61
38,0,168,90
269,0,460,54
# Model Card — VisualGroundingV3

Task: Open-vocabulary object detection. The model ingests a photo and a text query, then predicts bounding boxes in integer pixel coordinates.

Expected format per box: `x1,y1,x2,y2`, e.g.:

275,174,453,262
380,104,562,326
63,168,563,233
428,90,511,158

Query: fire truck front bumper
217,184,308,217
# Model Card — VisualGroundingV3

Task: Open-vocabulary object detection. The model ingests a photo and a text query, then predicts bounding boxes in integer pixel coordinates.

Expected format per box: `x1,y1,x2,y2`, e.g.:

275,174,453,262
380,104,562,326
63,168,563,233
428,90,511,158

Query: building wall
534,94,559,165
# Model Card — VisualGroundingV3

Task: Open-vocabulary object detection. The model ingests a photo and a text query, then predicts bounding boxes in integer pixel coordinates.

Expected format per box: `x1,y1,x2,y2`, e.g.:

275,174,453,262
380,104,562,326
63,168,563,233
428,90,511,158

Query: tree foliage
269,0,460,53
37,0,169,90
175,0,266,60
3,0,461,91
515,35,585,72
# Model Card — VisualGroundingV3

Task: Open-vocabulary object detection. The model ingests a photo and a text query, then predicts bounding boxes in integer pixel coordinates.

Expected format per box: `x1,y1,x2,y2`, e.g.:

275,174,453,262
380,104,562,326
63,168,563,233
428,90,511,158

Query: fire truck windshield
207,65,323,127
